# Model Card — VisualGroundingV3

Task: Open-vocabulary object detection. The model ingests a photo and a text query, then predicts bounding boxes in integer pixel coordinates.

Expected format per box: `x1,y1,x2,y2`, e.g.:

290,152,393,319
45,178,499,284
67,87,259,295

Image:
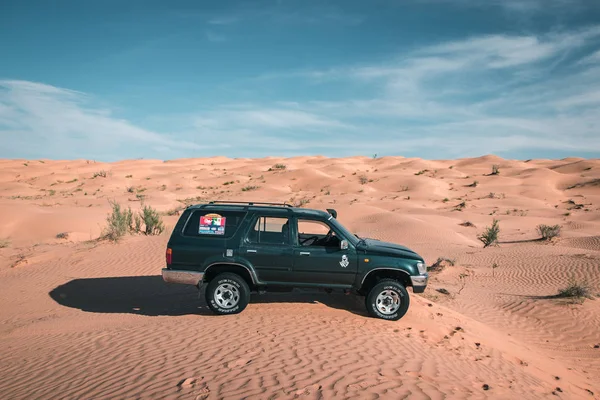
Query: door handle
247,249,257,253
299,251,310,256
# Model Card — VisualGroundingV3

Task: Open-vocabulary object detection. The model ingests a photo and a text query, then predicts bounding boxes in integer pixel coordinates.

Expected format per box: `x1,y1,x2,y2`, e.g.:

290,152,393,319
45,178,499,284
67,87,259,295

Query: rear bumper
162,268,204,286
410,273,429,293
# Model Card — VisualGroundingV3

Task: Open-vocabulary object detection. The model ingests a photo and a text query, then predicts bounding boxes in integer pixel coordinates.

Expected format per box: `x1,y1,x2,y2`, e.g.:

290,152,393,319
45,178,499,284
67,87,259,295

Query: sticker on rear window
199,213,226,235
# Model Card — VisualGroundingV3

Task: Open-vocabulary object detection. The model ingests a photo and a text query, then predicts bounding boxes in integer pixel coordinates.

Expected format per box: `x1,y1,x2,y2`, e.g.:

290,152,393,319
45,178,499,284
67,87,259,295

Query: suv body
163,201,428,320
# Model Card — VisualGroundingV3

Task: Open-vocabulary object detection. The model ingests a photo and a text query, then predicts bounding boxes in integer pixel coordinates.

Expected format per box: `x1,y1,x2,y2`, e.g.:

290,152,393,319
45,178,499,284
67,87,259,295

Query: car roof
187,202,331,219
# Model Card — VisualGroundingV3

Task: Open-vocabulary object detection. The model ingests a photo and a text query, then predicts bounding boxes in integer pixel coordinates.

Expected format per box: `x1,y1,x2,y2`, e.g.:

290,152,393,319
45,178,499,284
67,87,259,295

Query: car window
183,210,246,238
297,219,339,247
247,216,290,245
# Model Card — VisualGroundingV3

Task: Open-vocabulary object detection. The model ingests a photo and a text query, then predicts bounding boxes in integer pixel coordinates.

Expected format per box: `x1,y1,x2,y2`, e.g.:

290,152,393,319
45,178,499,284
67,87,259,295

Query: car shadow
49,276,368,317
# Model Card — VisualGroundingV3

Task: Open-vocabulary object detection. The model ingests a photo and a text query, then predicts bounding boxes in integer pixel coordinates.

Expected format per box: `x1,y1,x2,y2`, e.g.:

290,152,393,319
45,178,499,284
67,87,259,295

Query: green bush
103,202,164,240
104,202,132,241
478,219,500,247
140,205,165,235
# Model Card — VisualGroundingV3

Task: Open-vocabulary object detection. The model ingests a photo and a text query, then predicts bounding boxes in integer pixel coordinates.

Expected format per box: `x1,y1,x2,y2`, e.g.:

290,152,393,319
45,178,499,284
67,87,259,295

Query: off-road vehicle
162,201,428,320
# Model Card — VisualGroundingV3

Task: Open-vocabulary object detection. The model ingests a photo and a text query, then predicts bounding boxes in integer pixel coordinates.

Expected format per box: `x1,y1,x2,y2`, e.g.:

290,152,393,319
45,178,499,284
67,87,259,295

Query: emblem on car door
339,254,349,268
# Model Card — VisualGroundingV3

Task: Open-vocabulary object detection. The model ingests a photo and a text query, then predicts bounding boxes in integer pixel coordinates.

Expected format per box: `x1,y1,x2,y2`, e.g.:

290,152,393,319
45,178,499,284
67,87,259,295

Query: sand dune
0,155,599,399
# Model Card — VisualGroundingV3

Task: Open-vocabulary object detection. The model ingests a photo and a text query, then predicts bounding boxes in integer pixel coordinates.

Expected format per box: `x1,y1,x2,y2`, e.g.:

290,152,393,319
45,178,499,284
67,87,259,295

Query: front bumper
410,273,429,293
162,268,204,286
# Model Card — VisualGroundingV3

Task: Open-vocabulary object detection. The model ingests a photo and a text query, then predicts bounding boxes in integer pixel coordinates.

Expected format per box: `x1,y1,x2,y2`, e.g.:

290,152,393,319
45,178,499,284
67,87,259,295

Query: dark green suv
163,201,428,320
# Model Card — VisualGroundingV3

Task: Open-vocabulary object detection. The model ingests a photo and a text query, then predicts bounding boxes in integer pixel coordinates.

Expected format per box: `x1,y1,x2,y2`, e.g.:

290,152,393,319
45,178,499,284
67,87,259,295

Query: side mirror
340,239,349,250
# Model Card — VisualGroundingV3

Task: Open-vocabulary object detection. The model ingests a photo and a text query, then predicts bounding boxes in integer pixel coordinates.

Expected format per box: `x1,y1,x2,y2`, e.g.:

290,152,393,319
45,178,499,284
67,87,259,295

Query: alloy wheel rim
214,283,240,309
375,289,401,315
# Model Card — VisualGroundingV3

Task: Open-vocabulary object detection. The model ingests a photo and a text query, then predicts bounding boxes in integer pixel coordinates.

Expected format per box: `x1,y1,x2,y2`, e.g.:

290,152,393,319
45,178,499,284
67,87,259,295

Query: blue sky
1,0,600,161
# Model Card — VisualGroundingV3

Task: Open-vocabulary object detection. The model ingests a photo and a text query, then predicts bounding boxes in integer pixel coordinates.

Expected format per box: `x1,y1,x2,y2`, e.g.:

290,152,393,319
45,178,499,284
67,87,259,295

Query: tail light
166,248,172,265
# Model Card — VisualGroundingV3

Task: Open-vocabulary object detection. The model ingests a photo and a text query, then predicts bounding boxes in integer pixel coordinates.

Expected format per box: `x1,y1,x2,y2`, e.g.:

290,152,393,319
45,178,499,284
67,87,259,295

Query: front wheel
365,279,410,321
205,273,250,315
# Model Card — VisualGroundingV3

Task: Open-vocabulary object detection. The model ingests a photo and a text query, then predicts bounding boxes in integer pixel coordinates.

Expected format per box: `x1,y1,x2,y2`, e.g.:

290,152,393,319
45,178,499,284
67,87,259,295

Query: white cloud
208,16,239,25
0,80,203,160
188,25,600,157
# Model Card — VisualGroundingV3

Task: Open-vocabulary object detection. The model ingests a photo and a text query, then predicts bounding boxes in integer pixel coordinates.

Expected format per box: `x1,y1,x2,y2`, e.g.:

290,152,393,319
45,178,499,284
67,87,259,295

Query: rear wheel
365,279,410,321
205,273,250,315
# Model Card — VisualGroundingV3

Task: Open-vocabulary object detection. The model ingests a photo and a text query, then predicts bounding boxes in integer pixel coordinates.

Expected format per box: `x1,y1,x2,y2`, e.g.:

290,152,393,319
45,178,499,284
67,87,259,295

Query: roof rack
206,200,293,208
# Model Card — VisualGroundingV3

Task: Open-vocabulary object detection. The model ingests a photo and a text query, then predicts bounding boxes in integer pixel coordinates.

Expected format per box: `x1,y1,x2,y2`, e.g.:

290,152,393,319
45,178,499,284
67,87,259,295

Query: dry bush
557,277,593,302
92,170,108,178
537,224,561,240
268,164,287,171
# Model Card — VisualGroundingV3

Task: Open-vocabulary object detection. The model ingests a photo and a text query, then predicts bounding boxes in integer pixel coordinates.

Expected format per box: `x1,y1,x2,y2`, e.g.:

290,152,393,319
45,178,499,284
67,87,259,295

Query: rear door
172,209,247,271
239,214,294,284
291,218,357,286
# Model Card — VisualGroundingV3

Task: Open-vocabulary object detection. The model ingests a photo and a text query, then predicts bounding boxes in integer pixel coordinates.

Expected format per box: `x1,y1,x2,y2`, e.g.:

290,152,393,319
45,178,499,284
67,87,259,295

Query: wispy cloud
0,80,203,160
187,25,600,158
208,16,239,25
206,31,227,42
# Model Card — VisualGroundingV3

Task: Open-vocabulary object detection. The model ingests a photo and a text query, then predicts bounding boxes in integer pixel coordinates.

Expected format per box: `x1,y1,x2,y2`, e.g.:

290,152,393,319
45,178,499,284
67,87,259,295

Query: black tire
205,273,250,315
365,279,410,321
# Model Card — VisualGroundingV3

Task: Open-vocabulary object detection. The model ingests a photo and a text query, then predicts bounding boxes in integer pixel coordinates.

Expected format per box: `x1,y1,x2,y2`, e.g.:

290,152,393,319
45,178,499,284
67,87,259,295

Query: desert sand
0,155,599,399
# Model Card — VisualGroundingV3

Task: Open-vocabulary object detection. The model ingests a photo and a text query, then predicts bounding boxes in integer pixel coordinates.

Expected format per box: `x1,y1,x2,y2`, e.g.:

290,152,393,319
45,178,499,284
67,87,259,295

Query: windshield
329,217,360,246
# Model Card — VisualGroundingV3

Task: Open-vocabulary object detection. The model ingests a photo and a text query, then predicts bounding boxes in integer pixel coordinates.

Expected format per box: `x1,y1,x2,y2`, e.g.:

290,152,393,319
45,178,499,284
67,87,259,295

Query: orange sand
0,156,599,399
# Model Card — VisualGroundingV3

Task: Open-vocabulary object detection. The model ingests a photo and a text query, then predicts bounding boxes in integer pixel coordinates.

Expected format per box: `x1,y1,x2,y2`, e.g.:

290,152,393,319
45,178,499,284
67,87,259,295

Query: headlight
416,261,427,275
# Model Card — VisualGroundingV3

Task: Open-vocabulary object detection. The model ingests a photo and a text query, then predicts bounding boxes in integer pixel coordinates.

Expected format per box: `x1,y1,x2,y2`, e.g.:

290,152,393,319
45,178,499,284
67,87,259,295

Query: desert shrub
93,170,107,178
133,213,142,233
415,169,428,176
358,175,368,184
430,257,455,272
442,198,449,203
537,224,561,240
467,180,478,187
104,202,133,241
478,219,500,248
557,277,592,301
293,198,310,207
372,153,378,159
491,165,500,175
126,186,135,193
56,232,69,239
268,164,286,171
454,201,466,211
223,181,235,185
140,205,165,235
242,185,259,191
459,221,475,227
0,238,10,248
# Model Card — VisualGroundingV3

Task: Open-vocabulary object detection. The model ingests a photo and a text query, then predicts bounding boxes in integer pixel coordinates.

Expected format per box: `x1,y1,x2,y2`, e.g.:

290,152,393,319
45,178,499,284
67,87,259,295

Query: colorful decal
199,213,226,235
339,254,349,268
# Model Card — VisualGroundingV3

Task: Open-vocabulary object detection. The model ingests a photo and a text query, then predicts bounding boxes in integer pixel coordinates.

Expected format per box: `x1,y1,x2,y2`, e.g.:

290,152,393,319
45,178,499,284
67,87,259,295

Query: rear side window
247,216,290,245
183,210,247,238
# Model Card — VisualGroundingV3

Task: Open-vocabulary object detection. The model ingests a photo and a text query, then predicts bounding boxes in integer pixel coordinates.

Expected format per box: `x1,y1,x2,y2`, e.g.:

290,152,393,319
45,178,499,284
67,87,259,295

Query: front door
240,215,294,284
291,218,357,286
